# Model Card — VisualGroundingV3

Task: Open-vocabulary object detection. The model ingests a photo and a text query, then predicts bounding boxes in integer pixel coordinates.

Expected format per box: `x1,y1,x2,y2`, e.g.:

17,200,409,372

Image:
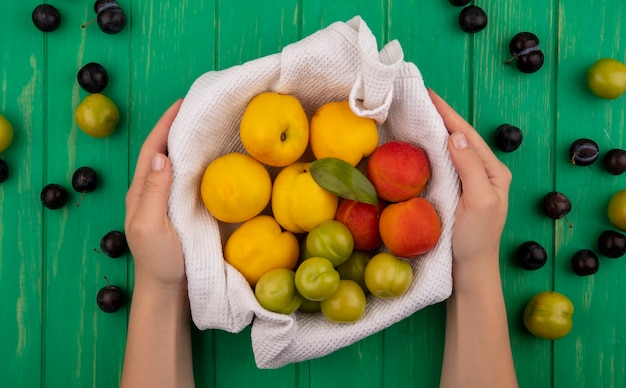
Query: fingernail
151,153,165,171
451,132,468,150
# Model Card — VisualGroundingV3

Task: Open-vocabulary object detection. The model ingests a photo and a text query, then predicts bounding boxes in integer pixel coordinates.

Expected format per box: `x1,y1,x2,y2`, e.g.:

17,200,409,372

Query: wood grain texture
1,1,626,387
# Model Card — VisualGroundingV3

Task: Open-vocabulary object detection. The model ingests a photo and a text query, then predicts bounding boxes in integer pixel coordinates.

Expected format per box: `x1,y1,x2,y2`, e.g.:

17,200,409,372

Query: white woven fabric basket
167,16,460,369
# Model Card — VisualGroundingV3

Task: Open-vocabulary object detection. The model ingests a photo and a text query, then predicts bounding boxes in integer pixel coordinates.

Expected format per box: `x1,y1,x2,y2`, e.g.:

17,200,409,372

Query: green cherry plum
294,257,340,301
75,93,120,138
320,280,367,323
254,268,303,314
587,58,626,99
364,252,413,299
0,114,14,153
305,220,354,267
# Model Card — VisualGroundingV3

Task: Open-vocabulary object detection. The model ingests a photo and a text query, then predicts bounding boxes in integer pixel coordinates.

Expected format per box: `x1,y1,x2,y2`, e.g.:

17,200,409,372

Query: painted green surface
1,1,625,387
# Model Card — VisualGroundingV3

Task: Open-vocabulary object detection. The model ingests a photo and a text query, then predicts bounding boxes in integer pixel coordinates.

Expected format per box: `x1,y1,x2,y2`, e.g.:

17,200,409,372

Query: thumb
448,132,491,199
135,153,173,221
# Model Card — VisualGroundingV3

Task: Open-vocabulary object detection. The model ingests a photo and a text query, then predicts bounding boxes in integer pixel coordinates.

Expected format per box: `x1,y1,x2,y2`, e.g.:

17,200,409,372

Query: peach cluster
338,140,442,258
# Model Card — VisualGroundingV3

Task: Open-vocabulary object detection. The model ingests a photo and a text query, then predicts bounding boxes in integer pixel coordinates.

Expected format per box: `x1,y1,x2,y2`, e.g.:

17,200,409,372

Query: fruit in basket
523,291,574,340
603,149,626,175
271,162,338,233
77,62,109,93
320,280,367,323
335,198,384,251
587,58,626,99
569,138,599,166
336,251,371,293
224,215,299,287
607,189,626,232
0,114,14,153
505,32,544,74
597,230,626,258
379,197,441,258
570,249,599,276
366,141,431,202
306,220,354,267
254,268,303,314
200,152,271,224
458,5,488,33
32,4,61,32
74,93,120,138
239,92,309,167
309,100,378,166
298,298,321,313
364,252,413,299
294,257,341,301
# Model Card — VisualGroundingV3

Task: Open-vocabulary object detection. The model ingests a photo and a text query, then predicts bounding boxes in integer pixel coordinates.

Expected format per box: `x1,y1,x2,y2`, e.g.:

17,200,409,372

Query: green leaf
309,158,378,206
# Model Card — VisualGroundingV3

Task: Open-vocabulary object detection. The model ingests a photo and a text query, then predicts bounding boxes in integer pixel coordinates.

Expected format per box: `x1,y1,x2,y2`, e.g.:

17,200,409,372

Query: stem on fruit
505,55,517,65
76,192,86,207
103,275,111,286
563,215,573,229
81,18,97,28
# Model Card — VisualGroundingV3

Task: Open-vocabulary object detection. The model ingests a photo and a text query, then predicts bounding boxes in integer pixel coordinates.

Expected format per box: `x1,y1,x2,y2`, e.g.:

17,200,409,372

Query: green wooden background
1,1,625,387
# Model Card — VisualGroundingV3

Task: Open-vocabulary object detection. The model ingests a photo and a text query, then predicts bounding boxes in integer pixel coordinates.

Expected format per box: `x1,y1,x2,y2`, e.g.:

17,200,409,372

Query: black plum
603,148,626,175
40,183,69,209
96,276,125,313
100,230,128,258
72,166,98,207
516,241,548,270
94,0,127,34
542,191,572,228
72,166,98,193
458,6,487,33
597,230,626,258
32,4,61,32
543,192,571,219
77,63,109,93
449,0,471,6
571,249,599,276
506,32,544,73
569,138,599,166
494,124,523,152
0,159,8,183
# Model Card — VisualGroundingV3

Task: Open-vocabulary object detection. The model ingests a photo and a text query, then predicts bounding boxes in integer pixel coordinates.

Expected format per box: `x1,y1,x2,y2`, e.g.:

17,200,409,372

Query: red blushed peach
379,197,441,258
335,198,385,251
366,141,431,202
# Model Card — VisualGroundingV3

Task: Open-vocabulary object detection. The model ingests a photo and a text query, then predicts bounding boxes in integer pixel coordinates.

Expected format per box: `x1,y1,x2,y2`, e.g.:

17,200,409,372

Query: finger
132,153,173,227
428,89,494,158
428,89,510,189
126,99,183,218
447,132,494,201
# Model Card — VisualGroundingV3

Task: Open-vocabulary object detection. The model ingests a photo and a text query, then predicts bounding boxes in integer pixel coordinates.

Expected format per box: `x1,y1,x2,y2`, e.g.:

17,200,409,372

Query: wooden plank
40,2,129,385
210,1,303,386
126,0,218,385
385,1,470,385
0,1,45,386
471,1,558,387
555,1,626,387
300,3,387,387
